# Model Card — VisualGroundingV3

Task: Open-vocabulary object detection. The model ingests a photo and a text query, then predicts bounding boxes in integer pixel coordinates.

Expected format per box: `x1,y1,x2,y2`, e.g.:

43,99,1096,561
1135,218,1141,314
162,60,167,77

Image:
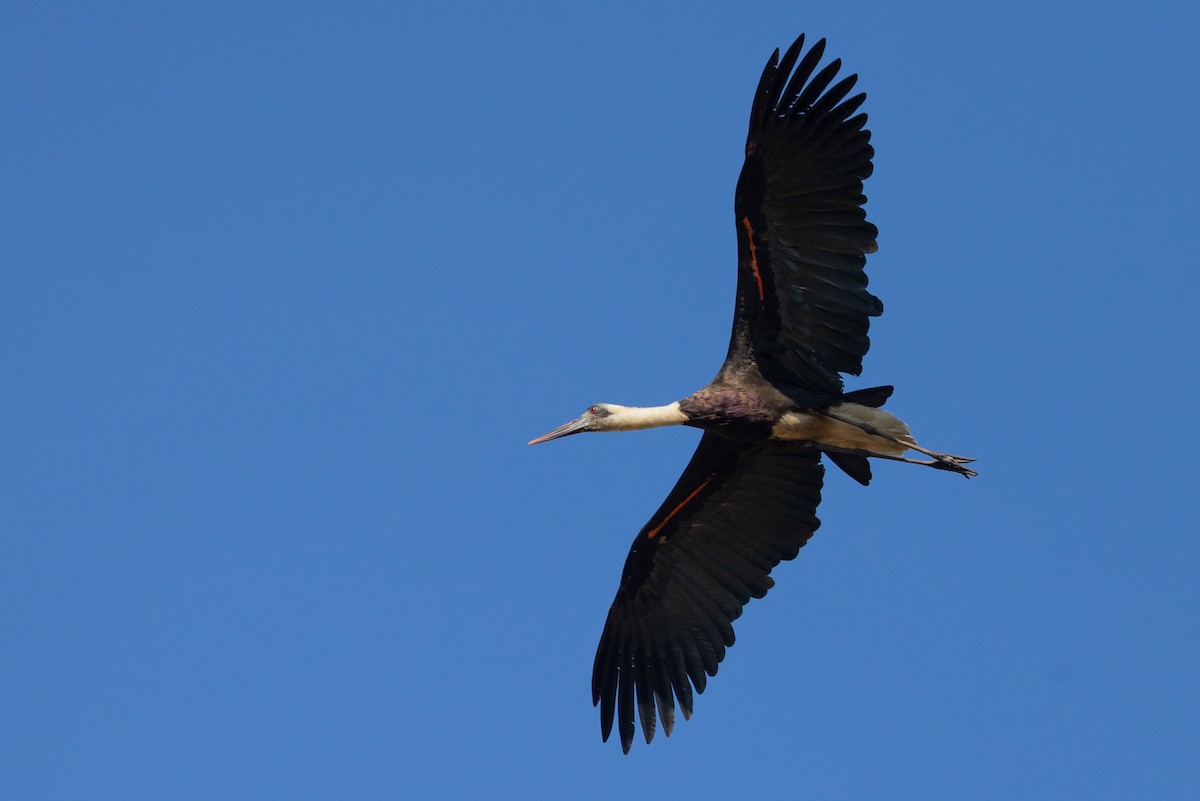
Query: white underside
771,402,914,456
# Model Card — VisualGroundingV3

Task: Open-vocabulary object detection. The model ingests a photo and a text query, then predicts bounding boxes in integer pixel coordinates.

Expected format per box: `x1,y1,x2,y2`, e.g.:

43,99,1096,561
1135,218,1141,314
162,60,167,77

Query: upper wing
592,433,824,752
727,35,882,397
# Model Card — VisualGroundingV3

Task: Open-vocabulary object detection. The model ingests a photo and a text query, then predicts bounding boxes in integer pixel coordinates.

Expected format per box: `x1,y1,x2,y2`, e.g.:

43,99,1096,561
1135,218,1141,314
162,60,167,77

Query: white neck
606,402,688,431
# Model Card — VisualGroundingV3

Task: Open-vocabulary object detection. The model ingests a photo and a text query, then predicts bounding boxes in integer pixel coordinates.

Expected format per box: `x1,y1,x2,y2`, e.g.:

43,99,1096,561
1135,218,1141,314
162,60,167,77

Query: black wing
592,434,824,752
727,35,881,397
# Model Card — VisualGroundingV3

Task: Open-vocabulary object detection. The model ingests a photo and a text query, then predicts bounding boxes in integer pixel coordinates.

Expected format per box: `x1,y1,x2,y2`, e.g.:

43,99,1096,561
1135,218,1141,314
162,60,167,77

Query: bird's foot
926,452,978,478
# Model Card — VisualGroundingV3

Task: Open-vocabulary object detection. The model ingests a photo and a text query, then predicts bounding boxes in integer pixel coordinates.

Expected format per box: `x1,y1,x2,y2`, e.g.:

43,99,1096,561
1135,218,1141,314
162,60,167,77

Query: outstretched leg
821,445,978,477
822,410,978,478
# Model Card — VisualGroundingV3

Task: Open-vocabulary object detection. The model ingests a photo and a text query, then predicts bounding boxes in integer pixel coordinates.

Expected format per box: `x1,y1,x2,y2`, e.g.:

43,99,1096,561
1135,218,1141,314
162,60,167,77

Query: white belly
771,402,913,456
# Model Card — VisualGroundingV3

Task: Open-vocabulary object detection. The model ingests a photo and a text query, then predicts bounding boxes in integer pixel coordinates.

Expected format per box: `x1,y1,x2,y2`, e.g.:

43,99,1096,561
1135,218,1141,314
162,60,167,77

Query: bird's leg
822,445,977,476
822,411,977,478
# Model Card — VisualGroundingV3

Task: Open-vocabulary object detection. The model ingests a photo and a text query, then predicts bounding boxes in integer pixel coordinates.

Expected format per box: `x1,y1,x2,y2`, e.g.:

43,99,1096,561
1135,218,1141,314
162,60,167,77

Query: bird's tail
839,385,894,408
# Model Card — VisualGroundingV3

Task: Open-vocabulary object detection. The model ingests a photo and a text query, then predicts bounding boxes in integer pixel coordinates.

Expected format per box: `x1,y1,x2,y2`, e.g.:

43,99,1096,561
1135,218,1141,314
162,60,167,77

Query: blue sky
4,1,1198,798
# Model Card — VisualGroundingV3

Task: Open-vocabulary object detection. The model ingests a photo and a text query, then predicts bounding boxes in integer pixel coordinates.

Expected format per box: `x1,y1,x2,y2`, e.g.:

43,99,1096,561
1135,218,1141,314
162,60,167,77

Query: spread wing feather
592,434,824,752
728,35,881,397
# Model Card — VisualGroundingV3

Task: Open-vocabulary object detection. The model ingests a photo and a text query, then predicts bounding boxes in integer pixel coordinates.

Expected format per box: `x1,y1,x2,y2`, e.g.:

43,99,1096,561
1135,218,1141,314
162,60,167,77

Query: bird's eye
588,405,601,415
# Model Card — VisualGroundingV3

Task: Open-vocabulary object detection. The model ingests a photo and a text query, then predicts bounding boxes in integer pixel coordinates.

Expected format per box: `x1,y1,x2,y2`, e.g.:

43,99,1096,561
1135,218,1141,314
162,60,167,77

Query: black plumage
591,435,823,749
729,35,880,399
530,34,975,754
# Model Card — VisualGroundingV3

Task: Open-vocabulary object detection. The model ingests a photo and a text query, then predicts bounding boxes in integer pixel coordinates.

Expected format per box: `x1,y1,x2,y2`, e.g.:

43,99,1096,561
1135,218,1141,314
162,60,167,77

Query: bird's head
528,404,619,444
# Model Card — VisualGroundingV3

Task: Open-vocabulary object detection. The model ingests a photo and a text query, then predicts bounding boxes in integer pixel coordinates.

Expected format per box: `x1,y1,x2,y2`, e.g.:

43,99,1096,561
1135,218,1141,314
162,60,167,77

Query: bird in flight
530,34,975,753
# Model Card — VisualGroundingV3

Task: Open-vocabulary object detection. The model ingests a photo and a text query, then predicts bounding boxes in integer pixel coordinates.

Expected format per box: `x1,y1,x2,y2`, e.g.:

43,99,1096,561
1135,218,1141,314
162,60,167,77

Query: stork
530,34,975,753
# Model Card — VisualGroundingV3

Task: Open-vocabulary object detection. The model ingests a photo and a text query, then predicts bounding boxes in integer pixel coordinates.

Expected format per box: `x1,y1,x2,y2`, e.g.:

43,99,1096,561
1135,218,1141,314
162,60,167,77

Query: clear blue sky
4,1,1198,798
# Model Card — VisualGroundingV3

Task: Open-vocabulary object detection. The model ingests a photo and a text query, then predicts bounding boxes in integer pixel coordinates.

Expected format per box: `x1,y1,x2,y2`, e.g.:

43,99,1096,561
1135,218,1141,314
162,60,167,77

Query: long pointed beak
528,416,589,445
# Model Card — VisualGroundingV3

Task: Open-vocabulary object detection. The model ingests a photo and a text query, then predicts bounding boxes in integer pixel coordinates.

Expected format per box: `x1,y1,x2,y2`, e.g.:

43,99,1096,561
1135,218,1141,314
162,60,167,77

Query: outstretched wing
727,35,881,397
592,434,824,752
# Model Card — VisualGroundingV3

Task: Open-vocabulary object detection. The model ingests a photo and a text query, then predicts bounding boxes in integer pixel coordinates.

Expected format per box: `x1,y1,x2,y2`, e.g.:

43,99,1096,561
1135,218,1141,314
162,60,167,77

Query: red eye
588,405,600,414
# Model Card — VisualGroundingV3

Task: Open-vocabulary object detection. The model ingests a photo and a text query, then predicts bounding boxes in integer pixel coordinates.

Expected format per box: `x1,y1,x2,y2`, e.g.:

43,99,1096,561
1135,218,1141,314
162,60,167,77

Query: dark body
532,35,970,753
679,380,795,439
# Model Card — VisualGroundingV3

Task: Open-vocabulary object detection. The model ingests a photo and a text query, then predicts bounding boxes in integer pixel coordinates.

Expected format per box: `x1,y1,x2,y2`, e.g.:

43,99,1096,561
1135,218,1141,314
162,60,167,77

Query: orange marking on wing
741,217,765,302
646,475,715,539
